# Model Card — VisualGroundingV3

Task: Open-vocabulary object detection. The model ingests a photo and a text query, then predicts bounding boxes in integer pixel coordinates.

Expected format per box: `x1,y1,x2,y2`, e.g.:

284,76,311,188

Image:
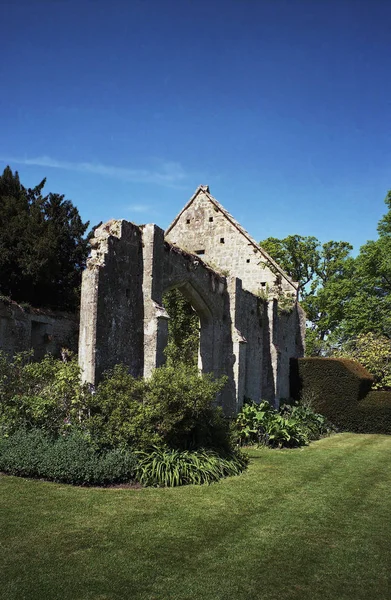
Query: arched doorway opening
162,281,214,373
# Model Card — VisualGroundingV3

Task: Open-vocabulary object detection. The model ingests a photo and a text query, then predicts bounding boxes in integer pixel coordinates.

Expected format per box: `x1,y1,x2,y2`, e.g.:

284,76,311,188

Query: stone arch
162,279,215,374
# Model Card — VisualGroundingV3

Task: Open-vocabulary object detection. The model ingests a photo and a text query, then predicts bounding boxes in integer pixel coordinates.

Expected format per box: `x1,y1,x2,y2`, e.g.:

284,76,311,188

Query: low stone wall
0,299,78,360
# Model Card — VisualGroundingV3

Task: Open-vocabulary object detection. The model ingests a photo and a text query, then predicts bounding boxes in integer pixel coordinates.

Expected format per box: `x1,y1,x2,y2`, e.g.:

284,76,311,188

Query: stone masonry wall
166,189,296,297
79,217,304,414
0,299,78,360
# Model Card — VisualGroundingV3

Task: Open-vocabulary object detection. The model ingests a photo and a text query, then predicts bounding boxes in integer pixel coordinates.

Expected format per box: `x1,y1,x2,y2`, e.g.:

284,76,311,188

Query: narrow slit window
209,216,213,222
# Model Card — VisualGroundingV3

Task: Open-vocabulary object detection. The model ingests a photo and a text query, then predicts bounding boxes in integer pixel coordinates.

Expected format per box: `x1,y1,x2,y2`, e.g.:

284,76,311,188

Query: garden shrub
235,399,330,448
86,363,231,452
0,355,242,486
0,351,87,436
135,446,248,487
334,333,391,390
289,357,391,434
0,429,137,486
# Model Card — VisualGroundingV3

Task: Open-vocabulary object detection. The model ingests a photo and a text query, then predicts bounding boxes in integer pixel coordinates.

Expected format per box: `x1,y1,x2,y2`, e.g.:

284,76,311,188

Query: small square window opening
220,237,225,244
209,216,213,222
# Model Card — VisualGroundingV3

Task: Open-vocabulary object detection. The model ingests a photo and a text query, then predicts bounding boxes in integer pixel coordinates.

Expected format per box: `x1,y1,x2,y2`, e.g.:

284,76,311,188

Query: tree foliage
260,234,353,355
261,190,391,356
334,332,391,390
0,166,90,310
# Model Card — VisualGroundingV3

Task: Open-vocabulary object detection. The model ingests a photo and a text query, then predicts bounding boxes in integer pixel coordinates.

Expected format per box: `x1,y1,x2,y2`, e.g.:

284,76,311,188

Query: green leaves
162,288,200,367
135,446,248,487
236,400,332,448
0,166,90,310
0,429,138,486
335,332,391,390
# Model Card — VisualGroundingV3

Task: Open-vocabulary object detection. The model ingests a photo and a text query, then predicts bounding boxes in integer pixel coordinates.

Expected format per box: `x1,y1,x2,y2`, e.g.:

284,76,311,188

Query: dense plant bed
0,429,248,487
136,447,248,487
235,399,333,448
0,353,248,486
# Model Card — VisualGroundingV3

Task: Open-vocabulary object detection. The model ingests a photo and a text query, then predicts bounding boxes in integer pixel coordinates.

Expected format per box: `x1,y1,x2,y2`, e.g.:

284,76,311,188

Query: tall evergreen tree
0,166,90,310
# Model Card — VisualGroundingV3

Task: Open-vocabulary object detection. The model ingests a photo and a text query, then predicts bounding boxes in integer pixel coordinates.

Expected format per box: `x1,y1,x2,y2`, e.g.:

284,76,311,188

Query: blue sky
1,0,390,253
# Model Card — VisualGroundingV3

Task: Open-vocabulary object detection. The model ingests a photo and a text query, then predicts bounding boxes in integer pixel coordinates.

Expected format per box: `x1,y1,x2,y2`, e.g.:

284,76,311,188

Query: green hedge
354,391,391,434
0,429,138,486
289,357,389,433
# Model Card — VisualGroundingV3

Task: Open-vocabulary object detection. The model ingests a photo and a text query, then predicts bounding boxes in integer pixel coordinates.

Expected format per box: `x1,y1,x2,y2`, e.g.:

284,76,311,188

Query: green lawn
1,433,391,600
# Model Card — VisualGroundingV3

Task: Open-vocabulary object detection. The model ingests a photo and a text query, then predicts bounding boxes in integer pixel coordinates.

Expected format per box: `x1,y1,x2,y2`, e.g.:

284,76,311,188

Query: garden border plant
0,352,248,487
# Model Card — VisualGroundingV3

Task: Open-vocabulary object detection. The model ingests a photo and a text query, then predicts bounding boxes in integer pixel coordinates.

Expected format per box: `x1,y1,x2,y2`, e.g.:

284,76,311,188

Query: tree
260,235,320,299
334,191,391,341
260,234,353,355
0,166,90,310
334,332,391,390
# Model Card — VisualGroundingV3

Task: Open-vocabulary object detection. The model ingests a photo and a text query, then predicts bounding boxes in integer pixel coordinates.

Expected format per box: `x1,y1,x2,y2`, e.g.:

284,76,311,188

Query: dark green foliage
87,363,230,452
290,357,391,433
279,402,332,441
135,446,248,487
0,429,137,486
0,166,90,310
261,190,391,353
0,355,240,486
1,355,231,453
0,351,87,436
355,391,391,434
260,234,353,355
162,288,200,367
235,399,330,448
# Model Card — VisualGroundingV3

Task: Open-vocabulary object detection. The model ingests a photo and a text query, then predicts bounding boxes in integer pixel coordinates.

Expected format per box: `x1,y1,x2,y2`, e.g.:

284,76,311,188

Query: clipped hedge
354,391,391,434
290,357,387,433
0,429,138,486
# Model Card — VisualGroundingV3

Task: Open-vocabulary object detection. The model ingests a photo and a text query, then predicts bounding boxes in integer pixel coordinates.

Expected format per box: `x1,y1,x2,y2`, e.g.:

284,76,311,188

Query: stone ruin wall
0,299,78,360
0,186,305,414
78,219,305,414
166,188,296,297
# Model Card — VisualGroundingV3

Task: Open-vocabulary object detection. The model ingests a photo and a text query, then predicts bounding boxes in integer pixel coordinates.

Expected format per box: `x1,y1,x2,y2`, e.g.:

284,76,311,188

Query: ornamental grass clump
135,446,248,487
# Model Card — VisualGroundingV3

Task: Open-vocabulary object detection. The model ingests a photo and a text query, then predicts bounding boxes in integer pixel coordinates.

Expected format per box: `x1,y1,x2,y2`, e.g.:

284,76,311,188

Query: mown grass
1,433,391,600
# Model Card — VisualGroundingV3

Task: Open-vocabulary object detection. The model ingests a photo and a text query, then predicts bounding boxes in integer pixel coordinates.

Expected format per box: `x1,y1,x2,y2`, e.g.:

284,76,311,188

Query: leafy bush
0,351,87,436
279,402,332,441
135,446,248,487
1,354,233,460
334,333,391,390
235,399,332,448
86,363,231,452
0,429,137,486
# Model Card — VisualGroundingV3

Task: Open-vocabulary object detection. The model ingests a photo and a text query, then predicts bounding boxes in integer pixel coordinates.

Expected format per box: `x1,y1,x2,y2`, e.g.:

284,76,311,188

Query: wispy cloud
1,155,187,188
127,203,158,216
